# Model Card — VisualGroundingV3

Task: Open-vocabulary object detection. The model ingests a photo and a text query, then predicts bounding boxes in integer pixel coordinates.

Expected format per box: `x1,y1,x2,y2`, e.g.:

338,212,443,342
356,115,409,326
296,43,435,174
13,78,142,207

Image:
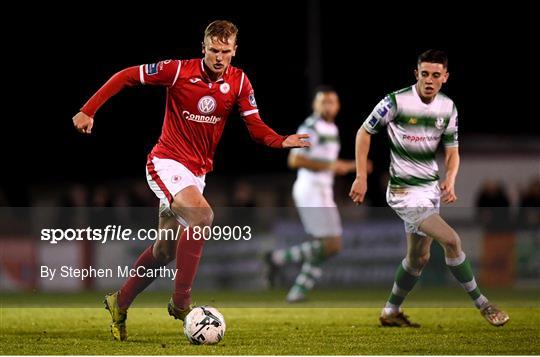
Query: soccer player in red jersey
73,20,309,341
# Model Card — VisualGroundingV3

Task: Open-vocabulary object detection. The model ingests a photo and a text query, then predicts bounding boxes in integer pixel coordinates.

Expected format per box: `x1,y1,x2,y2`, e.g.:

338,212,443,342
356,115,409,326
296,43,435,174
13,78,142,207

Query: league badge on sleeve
248,91,257,107
368,115,379,128
145,63,159,76
376,104,388,117
376,96,393,117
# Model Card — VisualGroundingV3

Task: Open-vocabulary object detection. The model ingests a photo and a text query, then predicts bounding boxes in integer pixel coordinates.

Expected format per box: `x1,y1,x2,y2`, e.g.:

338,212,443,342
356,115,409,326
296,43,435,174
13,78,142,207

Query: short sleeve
362,94,397,134
139,59,182,87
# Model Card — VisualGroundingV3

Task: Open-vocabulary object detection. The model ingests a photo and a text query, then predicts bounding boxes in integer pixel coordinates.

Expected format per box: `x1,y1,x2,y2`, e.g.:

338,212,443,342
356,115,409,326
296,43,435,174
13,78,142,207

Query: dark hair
204,20,238,44
313,85,337,98
418,49,448,68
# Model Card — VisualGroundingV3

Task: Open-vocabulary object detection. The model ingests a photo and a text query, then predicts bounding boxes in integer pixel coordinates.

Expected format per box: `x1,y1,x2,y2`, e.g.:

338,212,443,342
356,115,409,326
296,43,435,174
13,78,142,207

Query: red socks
117,229,205,311
173,229,205,309
117,244,162,310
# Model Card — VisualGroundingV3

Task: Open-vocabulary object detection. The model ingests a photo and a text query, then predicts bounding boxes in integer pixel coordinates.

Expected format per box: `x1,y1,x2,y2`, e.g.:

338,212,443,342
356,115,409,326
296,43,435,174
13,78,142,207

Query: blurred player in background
349,49,509,327
266,87,358,302
73,20,309,341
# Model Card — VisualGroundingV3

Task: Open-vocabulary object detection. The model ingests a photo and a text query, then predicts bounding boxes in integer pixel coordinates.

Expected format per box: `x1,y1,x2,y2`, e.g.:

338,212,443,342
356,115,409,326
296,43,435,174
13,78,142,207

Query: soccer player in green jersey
265,87,356,302
349,49,509,327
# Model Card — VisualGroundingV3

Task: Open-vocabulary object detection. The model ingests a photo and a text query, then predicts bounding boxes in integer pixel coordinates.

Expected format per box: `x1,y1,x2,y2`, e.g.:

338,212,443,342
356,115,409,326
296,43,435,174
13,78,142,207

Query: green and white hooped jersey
363,85,458,187
292,115,340,186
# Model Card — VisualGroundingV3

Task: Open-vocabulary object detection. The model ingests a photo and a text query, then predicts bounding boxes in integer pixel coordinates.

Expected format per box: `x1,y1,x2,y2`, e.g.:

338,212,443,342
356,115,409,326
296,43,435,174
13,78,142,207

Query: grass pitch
1,288,539,355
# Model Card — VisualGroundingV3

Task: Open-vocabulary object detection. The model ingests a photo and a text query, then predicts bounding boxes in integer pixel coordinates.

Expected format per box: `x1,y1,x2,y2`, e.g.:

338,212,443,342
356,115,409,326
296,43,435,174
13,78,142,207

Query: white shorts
386,182,440,236
146,156,206,227
292,179,342,238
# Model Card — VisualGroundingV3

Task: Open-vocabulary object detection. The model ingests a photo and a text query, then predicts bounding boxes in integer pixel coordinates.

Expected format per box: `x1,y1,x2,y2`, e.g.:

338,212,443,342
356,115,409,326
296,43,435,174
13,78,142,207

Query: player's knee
191,208,214,228
170,200,181,214
443,230,461,253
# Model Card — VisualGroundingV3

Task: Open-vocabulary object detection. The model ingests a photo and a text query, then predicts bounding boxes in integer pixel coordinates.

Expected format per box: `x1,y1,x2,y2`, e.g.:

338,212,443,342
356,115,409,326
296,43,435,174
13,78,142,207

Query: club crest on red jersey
198,96,217,114
220,82,230,94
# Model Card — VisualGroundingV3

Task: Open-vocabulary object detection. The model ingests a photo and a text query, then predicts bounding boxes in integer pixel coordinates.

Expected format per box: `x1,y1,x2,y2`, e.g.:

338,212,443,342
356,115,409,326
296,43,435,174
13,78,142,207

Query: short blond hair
204,20,238,44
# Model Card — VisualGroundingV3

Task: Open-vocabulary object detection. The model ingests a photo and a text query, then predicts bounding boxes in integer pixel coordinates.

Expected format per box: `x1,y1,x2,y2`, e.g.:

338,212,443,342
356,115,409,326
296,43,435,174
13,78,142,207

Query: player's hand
282,133,310,148
73,111,94,134
349,176,367,205
440,178,457,204
333,160,356,176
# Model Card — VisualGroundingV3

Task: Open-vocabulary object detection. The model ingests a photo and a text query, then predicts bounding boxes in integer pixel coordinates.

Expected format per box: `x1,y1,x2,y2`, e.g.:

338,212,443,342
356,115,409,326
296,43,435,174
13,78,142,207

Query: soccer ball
183,306,226,345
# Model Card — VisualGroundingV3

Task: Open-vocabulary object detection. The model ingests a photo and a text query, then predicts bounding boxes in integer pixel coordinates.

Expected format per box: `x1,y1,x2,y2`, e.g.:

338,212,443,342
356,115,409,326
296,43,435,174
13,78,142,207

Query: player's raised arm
73,66,140,134
73,60,181,134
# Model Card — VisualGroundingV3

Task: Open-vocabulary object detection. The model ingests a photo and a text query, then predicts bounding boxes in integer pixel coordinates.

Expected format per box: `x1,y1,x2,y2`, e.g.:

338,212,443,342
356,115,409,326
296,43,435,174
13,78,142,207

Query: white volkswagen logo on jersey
220,82,230,94
198,96,217,114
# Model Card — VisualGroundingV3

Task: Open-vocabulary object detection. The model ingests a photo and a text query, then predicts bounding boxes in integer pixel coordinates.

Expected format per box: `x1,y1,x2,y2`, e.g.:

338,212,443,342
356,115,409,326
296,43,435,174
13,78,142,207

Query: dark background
3,1,537,204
